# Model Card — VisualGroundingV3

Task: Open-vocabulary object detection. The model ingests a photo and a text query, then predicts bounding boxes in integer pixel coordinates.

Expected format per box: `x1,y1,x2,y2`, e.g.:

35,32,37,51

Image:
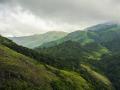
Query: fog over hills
9,31,68,48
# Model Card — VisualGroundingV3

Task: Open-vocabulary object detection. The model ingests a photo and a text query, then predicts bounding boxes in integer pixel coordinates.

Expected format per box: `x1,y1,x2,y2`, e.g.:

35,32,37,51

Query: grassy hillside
9,31,68,48
0,44,96,90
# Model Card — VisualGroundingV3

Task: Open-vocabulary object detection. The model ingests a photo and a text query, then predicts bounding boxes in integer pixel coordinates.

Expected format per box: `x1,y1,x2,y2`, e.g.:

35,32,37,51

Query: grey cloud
1,0,120,23
8,0,120,24
0,0,120,36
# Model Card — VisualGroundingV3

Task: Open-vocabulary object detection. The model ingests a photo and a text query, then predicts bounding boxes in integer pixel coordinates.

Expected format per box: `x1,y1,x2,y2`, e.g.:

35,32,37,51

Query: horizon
4,21,119,37
0,22,99,37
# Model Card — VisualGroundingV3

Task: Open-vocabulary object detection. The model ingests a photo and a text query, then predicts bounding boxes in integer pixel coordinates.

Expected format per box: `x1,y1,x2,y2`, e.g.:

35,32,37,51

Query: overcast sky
0,0,120,37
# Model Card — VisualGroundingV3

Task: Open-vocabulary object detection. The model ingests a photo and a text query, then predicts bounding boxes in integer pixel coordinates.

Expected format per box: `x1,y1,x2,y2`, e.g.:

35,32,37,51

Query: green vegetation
35,23,120,51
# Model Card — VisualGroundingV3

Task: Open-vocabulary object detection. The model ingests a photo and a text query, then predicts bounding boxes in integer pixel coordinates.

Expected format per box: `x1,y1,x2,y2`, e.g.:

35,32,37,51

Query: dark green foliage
35,41,108,70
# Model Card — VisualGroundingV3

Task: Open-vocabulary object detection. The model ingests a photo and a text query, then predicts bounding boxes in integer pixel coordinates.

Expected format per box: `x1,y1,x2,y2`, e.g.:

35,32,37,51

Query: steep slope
9,31,68,48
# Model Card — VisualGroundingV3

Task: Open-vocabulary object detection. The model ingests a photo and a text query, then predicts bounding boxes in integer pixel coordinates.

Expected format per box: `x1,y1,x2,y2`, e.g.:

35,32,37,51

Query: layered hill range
2,22,120,90
10,22,120,54
9,31,68,48
39,22,120,53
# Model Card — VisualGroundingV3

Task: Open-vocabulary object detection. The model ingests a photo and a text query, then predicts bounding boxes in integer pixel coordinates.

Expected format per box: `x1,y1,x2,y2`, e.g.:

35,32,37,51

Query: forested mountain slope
35,41,109,69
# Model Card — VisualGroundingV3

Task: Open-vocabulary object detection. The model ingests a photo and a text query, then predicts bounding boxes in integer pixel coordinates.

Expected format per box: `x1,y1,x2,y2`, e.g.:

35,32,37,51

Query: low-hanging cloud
0,0,120,36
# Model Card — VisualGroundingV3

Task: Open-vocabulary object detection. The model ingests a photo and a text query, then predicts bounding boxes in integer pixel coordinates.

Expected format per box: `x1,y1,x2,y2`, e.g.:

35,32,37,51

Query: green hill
9,31,68,48
0,35,114,90
40,30,93,48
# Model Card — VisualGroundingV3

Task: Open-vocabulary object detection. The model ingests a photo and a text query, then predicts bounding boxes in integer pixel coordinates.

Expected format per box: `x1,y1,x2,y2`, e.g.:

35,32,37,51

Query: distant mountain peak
85,22,119,32
9,31,68,48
